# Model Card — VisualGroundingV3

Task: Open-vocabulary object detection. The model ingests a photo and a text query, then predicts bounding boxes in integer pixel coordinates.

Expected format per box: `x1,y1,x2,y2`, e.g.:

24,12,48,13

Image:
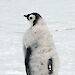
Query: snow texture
0,0,75,75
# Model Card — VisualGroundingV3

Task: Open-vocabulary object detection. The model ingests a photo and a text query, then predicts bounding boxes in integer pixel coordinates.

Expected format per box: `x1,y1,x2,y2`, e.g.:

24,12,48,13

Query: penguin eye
30,17,32,19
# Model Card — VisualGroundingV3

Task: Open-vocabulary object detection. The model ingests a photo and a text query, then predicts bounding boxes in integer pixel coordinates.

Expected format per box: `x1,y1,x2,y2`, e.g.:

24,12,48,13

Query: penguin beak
24,15,27,17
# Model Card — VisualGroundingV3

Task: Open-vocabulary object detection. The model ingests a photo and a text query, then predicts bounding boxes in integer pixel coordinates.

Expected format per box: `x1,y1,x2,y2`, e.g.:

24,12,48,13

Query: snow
0,0,75,75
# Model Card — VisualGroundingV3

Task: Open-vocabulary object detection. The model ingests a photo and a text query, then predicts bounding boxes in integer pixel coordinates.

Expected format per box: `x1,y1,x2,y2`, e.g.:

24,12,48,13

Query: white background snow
0,0,75,75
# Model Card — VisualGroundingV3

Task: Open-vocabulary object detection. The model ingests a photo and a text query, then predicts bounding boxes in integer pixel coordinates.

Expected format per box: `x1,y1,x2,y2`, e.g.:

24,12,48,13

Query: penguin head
24,13,42,26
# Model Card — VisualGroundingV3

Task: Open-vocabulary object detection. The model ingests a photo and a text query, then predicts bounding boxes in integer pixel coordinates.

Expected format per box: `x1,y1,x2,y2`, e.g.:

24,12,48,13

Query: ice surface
0,0,75,75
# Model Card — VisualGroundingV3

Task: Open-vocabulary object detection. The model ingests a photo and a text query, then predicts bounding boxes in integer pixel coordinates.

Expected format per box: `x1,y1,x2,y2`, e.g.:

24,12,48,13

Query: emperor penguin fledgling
23,13,59,75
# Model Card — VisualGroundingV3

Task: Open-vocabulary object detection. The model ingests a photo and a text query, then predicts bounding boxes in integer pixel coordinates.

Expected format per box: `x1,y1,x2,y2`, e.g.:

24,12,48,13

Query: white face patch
29,14,36,25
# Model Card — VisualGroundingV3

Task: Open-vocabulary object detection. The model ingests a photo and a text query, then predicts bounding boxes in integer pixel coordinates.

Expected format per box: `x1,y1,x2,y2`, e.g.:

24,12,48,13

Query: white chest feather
24,25,54,50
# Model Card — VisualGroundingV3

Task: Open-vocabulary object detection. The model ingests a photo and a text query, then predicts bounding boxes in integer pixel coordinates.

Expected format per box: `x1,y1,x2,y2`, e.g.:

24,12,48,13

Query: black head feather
24,13,42,26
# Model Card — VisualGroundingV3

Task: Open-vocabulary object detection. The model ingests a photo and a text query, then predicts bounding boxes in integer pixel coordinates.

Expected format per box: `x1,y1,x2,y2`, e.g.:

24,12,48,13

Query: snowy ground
0,0,75,75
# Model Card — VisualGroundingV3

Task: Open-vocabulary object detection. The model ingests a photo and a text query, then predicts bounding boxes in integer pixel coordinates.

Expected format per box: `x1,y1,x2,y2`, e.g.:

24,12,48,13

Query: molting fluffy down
23,12,59,75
